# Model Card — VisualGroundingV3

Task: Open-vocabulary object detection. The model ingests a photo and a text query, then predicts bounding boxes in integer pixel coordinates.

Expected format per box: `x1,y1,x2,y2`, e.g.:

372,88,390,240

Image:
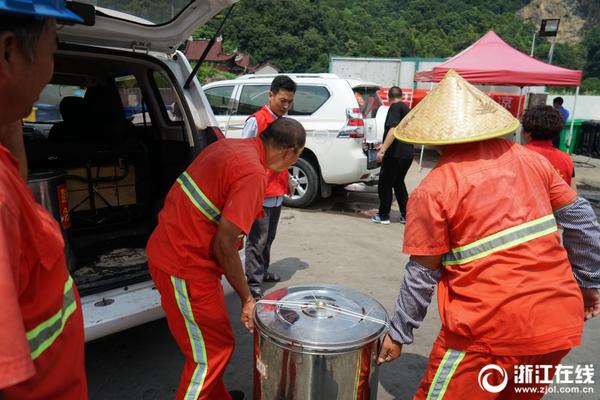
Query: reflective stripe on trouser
177,171,244,242
426,349,466,400
442,215,557,266
415,339,570,400
171,276,209,400
149,265,234,400
26,276,78,360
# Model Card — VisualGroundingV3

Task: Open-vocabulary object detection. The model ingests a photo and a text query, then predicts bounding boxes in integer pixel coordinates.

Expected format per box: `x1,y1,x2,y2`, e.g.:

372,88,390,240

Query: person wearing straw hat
0,1,88,399
377,70,600,399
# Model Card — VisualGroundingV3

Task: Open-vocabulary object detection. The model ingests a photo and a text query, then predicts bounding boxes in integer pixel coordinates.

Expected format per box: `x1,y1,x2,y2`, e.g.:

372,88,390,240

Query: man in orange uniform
242,75,296,299
147,117,305,400
0,2,88,399
378,70,600,399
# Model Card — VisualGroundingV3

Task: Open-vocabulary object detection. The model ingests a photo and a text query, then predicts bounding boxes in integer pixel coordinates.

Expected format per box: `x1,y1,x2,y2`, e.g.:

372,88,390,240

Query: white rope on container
257,299,390,329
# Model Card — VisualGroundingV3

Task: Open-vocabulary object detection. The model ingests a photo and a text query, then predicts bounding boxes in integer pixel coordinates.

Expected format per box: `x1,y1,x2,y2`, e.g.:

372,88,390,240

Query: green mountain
193,0,600,92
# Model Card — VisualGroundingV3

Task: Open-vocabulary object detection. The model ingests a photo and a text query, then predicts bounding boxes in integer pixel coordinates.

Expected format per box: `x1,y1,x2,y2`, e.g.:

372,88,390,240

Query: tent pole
516,86,524,144
417,82,435,172
566,86,580,152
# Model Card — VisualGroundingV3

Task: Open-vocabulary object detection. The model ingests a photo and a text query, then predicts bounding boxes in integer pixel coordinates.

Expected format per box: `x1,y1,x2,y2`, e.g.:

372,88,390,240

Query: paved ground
86,151,600,400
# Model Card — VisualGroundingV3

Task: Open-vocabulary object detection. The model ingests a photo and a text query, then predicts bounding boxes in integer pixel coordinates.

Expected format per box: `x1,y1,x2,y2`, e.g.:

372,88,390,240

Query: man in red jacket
241,75,297,298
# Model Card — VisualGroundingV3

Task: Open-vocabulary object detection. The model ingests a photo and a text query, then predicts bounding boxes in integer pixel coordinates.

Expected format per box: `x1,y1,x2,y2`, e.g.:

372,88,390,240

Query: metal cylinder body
253,285,389,400
27,170,69,229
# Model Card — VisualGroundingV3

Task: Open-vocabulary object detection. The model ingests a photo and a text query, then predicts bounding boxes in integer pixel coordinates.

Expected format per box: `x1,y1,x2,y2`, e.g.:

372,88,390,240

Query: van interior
23,45,207,296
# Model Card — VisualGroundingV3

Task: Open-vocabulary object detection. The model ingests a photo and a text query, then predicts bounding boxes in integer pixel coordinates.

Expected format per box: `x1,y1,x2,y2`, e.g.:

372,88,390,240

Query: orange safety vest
250,106,289,197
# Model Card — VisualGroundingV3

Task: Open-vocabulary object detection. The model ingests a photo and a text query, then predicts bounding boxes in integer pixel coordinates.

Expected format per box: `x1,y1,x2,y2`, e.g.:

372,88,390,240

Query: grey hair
0,15,48,61
261,117,306,150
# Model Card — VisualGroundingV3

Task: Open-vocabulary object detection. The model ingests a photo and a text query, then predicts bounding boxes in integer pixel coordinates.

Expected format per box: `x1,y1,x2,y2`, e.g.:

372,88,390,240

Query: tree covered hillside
96,0,600,91
194,0,536,71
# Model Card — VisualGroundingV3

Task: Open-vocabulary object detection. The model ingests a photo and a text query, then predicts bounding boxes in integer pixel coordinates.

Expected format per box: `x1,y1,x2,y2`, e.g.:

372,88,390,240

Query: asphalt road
86,153,600,400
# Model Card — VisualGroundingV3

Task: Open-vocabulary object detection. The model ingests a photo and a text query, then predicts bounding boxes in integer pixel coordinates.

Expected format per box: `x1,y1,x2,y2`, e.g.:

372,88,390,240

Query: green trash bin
559,119,584,154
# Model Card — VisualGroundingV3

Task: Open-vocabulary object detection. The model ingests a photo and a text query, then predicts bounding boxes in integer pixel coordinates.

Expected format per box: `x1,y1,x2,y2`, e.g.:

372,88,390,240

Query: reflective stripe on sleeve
177,171,221,223
27,276,78,360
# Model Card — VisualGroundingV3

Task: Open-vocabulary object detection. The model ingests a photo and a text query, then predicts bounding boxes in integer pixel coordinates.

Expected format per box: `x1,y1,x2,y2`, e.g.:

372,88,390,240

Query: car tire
284,157,319,208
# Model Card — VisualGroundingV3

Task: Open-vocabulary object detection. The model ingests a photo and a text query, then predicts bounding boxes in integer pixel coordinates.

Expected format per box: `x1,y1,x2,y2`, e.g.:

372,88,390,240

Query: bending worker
242,75,297,299
147,117,305,400
378,70,600,399
0,2,88,399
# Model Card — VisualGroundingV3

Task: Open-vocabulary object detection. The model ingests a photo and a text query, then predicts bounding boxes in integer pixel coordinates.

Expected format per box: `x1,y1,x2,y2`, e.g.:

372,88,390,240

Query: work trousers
378,157,412,219
245,205,281,291
414,339,570,400
150,264,234,400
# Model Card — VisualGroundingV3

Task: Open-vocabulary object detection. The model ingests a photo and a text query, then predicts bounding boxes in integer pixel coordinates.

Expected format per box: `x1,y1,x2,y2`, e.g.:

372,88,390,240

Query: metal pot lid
254,284,389,352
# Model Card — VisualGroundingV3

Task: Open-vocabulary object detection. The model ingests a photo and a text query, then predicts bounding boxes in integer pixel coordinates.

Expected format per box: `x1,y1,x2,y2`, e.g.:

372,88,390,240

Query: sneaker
264,272,280,282
399,215,406,224
371,214,390,225
250,288,263,300
229,390,245,400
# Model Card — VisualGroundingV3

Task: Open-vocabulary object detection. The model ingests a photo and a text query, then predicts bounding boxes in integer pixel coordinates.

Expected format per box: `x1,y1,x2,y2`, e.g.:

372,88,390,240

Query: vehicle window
151,71,183,122
353,87,383,118
205,86,234,116
236,85,269,115
94,0,193,25
24,84,86,124
288,85,330,116
115,75,144,122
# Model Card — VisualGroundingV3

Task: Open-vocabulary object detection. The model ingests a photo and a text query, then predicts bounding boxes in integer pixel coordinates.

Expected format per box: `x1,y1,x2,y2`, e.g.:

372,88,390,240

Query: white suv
23,0,236,341
203,74,383,207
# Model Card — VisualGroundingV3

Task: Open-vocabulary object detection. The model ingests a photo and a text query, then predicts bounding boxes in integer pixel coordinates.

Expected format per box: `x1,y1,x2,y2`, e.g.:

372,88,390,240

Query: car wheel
284,157,319,208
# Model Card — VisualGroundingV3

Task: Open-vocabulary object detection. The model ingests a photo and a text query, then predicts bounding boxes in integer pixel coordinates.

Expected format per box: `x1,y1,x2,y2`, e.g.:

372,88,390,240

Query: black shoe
399,215,406,224
250,288,263,299
264,272,280,282
229,390,245,400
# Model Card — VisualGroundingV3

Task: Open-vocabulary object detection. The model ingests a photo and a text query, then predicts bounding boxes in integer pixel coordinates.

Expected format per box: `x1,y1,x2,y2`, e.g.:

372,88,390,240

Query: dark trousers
378,157,413,219
245,205,282,290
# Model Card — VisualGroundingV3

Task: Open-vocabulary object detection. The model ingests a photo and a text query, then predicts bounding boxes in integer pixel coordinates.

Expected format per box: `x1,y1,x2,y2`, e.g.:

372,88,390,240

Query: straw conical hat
392,70,520,145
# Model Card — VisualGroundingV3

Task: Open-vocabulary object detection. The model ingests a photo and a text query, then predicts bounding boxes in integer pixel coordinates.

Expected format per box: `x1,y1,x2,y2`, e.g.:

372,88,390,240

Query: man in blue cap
0,1,88,399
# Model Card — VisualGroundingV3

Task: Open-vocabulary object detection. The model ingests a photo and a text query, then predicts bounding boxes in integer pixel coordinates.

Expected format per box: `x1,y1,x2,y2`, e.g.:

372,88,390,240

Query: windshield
92,0,193,25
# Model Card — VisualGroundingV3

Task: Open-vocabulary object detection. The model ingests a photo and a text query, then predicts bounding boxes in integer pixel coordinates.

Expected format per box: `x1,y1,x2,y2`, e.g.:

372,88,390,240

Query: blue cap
0,0,84,23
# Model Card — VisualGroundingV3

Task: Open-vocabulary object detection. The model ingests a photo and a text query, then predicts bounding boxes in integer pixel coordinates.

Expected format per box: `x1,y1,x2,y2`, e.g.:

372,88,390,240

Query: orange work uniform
0,145,87,399
147,137,267,400
403,138,582,400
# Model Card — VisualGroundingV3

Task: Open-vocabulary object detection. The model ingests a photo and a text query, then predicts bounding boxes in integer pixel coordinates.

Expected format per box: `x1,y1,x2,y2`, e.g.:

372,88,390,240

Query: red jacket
251,106,289,197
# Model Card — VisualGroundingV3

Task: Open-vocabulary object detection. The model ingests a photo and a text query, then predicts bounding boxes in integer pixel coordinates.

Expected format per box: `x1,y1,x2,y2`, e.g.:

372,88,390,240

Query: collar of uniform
265,105,280,119
253,136,267,168
528,140,554,148
0,144,19,169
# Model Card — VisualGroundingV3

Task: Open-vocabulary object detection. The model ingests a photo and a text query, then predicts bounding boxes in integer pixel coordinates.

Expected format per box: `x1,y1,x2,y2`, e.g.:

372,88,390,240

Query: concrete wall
545,95,600,120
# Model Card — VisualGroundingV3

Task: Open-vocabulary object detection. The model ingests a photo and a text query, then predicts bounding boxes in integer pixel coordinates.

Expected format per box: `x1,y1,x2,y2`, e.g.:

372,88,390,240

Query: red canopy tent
412,31,583,165
414,31,582,86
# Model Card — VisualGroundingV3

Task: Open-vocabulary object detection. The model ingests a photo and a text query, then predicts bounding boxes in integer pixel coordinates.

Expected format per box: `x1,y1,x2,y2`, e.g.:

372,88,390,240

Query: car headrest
84,85,126,122
59,96,87,121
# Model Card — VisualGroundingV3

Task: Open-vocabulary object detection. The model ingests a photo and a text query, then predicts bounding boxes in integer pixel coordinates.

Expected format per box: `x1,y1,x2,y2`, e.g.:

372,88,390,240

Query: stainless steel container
28,170,76,271
253,284,389,400
27,170,70,229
